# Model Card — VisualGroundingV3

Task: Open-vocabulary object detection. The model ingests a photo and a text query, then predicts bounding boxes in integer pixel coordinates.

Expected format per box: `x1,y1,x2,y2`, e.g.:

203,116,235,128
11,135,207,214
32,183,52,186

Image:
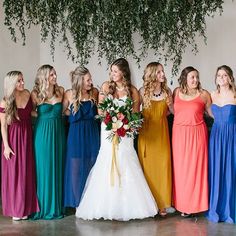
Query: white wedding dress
76,97,158,221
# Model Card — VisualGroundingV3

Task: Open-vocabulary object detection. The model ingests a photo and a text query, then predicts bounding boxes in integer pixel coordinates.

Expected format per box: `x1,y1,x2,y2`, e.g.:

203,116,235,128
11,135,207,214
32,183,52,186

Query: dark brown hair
178,66,202,94
109,58,132,96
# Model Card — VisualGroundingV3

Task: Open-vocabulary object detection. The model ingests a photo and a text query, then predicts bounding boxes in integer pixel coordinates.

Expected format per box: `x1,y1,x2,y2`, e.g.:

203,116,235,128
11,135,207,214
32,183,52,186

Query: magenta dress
0,98,39,217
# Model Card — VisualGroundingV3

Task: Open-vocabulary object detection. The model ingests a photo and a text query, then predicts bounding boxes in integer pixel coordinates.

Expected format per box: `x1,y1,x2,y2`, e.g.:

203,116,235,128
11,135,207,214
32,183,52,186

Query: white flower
123,124,130,130
113,100,119,106
112,120,123,131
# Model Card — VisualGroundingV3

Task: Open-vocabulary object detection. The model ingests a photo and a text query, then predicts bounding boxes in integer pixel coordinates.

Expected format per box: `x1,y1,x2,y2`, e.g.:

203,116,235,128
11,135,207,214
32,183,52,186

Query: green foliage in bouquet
97,96,143,141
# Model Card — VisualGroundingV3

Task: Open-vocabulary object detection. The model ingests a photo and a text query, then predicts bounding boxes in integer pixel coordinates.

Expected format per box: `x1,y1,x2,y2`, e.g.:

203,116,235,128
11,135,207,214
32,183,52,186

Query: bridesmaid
31,65,65,219
63,66,100,208
138,62,173,216
172,66,211,217
0,71,39,220
206,65,236,223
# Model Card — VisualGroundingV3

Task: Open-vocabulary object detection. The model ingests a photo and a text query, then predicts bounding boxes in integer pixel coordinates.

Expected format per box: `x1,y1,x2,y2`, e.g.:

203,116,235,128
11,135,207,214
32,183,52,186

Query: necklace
47,94,55,101
186,90,198,97
116,86,125,92
153,90,162,97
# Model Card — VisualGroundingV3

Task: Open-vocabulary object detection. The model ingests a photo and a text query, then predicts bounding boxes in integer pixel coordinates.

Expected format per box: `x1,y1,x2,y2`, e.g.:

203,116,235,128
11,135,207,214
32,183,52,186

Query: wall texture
0,1,236,97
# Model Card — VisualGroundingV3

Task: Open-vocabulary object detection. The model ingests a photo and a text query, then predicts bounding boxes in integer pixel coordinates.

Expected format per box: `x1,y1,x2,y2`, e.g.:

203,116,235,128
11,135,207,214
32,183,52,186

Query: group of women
0,58,235,224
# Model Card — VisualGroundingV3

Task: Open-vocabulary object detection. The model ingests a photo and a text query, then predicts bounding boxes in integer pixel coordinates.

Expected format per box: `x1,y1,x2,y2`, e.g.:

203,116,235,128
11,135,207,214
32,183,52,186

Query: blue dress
64,101,100,207
206,104,236,223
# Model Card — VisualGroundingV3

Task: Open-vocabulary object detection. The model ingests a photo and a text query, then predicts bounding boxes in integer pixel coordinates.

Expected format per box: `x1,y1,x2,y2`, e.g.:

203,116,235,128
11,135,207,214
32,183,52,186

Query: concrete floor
1,207,236,236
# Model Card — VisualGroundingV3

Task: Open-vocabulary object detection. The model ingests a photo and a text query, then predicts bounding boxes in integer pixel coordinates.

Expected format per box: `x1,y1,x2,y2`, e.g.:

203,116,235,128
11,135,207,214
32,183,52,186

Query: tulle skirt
76,124,158,221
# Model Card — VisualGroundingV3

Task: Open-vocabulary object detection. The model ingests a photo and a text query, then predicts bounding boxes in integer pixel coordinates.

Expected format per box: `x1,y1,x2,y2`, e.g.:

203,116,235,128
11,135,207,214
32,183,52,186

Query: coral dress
138,100,172,209
76,97,158,221
0,98,39,217
172,93,208,214
206,104,236,223
31,103,65,220
64,101,100,207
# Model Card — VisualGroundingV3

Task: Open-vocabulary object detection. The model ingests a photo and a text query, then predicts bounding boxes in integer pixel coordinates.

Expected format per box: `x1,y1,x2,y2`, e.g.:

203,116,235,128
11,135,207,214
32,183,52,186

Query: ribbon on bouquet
110,134,121,187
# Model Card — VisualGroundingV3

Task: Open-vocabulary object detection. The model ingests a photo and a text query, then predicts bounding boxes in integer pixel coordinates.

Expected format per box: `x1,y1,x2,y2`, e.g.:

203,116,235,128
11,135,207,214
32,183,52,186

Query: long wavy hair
3,71,22,124
33,64,60,104
108,58,132,97
70,66,94,114
142,62,169,109
215,65,236,98
178,66,202,94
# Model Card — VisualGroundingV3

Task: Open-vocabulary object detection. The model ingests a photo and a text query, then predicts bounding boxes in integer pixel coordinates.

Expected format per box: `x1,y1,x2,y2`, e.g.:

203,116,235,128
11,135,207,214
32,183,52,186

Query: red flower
104,113,112,125
123,118,129,124
117,127,126,137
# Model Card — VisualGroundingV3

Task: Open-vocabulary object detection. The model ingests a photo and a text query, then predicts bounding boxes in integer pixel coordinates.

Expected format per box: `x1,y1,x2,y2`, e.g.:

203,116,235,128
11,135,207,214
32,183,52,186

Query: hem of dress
75,213,157,221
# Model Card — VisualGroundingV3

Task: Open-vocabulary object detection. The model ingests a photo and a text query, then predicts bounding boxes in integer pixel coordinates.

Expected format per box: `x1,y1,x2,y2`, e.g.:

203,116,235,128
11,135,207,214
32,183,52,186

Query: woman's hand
31,110,38,117
64,108,71,116
4,146,15,160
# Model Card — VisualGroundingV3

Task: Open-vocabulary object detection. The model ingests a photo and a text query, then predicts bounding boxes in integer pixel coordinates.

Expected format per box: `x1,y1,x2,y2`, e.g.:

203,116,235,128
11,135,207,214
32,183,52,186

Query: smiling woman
76,58,158,221
206,65,236,223
0,71,39,220
172,66,212,217
30,65,66,220
63,66,100,208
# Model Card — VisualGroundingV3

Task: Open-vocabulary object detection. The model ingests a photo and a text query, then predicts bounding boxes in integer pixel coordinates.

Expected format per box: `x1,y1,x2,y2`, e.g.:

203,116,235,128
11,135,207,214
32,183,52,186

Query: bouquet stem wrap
111,134,121,187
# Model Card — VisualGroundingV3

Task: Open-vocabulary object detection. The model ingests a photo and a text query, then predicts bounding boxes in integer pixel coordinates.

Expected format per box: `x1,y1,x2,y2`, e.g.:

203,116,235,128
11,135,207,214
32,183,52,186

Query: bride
76,58,158,221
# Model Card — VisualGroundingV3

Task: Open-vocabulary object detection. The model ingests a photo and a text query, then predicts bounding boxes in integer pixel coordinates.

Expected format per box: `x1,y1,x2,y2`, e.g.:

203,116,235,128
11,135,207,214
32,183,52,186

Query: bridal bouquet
97,95,143,142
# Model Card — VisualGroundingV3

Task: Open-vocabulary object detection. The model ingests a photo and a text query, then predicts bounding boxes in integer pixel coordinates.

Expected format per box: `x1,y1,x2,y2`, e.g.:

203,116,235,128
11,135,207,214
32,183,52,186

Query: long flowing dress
76,97,158,221
138,100,172,209
172,93,208,214
206,104,236,223
64,101,100,207
0,98,39,217
31,103,65,220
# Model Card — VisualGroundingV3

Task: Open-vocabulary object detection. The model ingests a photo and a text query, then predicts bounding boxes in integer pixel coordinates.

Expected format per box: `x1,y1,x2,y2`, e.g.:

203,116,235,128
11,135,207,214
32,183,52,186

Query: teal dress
32,103,65,220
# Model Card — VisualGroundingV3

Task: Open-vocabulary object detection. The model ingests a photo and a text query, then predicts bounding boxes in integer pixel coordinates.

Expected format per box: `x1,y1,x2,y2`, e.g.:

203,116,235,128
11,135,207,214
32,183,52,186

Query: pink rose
117,112,125,120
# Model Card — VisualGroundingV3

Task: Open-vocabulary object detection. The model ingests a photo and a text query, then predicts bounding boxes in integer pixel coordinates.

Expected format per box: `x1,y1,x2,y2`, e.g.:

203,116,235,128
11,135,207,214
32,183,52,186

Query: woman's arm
202,90,213,117
92,87,99,103
0,101,15,160
131,86,140,113
98,82,110,115
31,90,38,117
62,90,71,116
166,88,174,114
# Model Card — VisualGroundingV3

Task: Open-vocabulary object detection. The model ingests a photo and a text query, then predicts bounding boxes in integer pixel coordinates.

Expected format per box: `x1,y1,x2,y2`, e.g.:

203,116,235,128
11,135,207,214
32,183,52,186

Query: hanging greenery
3,0,224,75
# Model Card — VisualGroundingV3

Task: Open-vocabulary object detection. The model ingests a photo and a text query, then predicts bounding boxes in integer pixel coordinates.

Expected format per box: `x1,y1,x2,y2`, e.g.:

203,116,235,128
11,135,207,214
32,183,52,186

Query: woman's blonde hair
70,66,94,114
215,65,236,98
178,66,202,94
142,62,169,109
33,64,60,104
108,58,132,97
3,71,22,124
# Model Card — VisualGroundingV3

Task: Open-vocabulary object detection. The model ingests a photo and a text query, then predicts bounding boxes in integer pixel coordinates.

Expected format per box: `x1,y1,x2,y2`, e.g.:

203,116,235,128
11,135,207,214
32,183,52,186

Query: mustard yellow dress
138,100,172,209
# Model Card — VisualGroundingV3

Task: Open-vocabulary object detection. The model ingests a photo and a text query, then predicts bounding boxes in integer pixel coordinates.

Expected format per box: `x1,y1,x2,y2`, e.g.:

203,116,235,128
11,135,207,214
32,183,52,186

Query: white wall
0,1,236,98
0,2,40,96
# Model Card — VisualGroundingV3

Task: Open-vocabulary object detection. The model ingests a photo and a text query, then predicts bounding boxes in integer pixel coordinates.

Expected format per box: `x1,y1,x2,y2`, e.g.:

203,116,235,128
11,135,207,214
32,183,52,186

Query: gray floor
1,208,236,236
